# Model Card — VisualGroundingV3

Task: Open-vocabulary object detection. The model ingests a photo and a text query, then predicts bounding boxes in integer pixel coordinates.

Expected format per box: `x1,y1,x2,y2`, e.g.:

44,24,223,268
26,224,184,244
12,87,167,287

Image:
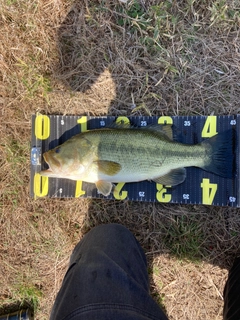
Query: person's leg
223,257,240,320
50,223,168,320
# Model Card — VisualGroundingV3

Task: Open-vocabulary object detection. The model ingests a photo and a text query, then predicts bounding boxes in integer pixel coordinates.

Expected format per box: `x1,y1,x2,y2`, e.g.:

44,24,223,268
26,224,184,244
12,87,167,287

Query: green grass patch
16,58,52,104
164,216,205,261
16,284,42,310
0,283,42,314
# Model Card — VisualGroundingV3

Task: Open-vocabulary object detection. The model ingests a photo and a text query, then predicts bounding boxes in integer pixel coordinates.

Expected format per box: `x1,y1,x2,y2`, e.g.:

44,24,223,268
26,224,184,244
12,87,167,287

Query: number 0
34,173,49,198
35,115,50,140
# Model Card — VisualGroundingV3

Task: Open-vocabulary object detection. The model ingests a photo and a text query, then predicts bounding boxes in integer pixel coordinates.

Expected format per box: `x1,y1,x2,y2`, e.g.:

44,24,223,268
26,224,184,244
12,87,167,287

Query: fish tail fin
201,129,234,179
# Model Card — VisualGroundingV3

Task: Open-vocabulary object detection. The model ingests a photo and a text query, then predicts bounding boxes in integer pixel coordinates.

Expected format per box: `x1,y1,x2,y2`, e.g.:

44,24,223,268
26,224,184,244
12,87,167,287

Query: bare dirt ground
0,0,240,319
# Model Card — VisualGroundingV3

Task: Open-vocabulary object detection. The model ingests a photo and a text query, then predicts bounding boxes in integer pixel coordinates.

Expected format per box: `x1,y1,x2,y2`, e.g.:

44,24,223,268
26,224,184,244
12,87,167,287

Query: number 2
113,183,128,200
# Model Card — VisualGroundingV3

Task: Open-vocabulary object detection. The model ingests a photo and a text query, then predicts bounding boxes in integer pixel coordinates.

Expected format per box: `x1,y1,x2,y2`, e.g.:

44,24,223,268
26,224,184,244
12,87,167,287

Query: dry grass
0,0,240,319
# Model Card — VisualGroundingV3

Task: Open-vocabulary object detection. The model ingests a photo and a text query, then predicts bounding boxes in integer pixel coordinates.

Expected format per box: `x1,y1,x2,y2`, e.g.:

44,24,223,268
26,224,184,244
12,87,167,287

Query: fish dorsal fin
94,160,121,176
161,125,173,140
145,124,173,140
110,120,131,129
95,180,113,196
153,168,186,186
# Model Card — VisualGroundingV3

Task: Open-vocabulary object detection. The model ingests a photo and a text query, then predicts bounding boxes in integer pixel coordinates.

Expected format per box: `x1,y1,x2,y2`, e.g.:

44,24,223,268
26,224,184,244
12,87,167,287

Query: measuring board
30,115,239,206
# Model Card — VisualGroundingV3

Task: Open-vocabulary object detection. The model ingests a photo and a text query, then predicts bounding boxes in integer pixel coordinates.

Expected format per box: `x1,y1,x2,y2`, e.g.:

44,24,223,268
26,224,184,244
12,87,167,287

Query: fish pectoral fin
153,168,186,186
95,180,113,196
95,160,121,176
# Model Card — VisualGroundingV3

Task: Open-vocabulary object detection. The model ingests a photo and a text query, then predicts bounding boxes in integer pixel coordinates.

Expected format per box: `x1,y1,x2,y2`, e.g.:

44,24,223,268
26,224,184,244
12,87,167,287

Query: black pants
223,257,240,320
50,223,240,320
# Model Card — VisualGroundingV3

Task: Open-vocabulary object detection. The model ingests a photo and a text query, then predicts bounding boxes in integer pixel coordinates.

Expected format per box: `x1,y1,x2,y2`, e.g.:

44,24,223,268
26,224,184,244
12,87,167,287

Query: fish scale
97,130,206,172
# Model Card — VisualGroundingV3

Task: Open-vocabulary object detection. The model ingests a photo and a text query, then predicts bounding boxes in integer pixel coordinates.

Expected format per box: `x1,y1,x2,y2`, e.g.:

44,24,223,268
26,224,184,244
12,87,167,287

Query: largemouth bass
40,125,233,196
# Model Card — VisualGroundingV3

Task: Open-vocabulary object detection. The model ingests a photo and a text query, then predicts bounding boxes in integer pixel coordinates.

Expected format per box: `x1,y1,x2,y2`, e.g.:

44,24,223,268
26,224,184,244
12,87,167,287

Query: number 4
201,116,217,138
201,178,217,205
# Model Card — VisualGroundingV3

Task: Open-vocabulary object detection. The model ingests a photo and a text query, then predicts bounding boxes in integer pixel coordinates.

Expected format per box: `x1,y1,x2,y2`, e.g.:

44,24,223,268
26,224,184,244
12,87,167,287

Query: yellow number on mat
156,184,171,203
201,116,217,138
35,115,50,140
158,116,173,125
77,116,88,132
116,116,130,125
114,117,130,198
34,173,49,198
75,180,86,198
113,183,128,200
201,178,217,205
75,116,88,197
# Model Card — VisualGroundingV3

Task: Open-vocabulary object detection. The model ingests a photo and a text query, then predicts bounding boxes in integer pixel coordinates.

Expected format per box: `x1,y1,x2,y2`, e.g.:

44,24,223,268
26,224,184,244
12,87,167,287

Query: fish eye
55,147,61,154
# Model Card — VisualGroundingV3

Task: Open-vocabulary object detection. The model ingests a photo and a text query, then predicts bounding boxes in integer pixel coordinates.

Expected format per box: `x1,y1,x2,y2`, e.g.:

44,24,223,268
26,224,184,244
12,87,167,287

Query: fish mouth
43,151,61,171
